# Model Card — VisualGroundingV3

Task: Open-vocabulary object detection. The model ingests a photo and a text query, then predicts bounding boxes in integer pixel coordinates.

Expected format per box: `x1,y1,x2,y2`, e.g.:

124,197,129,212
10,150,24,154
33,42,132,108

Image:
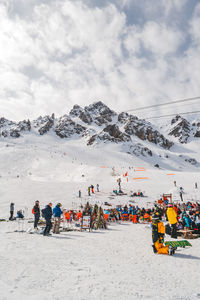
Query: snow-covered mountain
0,101,199,170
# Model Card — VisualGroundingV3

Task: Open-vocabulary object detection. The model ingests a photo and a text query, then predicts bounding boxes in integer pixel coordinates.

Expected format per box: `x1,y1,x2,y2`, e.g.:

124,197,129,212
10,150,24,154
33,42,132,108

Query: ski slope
0,135,200,300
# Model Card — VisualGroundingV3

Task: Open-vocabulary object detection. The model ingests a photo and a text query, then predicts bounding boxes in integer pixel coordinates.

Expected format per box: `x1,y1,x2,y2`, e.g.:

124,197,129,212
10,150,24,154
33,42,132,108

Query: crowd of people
7,179,200,255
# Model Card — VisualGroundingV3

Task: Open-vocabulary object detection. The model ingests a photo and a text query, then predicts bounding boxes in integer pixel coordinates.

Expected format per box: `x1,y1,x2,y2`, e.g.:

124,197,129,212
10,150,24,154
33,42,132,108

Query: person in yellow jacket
166,203,177,238
152,213,175,255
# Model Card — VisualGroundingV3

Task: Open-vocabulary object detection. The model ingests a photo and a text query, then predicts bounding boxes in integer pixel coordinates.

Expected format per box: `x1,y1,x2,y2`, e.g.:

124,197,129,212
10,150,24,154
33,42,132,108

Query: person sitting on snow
17,210,24,219
152,213,175,255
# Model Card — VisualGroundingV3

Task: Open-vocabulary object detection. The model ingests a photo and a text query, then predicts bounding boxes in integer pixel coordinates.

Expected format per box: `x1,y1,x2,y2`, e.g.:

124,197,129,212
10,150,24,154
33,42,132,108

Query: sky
0,0,200,121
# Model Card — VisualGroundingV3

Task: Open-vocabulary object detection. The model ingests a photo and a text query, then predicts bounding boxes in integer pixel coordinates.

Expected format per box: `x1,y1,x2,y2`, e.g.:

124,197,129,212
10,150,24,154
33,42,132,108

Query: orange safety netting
133,177,148,180
135,167,146,171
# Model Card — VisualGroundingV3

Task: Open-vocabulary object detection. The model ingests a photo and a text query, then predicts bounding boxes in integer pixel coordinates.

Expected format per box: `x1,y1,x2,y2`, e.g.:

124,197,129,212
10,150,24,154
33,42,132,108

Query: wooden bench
178,229,196,239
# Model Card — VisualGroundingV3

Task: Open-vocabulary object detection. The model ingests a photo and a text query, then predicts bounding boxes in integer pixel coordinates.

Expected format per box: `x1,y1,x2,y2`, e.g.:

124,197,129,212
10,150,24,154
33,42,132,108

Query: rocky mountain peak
169,115,191,143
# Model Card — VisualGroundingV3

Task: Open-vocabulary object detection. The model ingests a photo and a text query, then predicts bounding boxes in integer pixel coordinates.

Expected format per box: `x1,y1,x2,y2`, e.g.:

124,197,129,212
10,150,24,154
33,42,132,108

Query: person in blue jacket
183,214,192,229
43,203,53,236
17,210,24,219
53,203,63,234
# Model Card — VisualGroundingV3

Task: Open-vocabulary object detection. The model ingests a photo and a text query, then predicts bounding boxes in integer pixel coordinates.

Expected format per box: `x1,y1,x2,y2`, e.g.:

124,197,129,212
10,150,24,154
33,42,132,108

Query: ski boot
169,245,176,255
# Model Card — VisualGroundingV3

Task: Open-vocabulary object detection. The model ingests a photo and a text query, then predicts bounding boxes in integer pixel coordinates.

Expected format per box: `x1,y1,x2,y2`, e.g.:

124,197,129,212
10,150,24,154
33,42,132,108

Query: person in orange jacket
167,204,178,238
152,213,175,255
143,212,150,222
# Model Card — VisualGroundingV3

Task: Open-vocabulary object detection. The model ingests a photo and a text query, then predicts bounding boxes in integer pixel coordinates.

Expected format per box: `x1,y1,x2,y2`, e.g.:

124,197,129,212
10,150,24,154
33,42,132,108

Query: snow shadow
90,231,105,234
107,227,119,231
50,235,72,240
174,253,200,260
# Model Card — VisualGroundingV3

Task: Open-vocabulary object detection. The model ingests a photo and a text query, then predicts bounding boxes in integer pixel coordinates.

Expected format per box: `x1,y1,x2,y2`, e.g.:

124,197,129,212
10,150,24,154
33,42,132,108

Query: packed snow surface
0,135,200,300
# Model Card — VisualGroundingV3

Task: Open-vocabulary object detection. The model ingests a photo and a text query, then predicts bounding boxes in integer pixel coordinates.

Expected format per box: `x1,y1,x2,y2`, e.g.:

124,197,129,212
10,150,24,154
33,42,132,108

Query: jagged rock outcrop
55,115,86,138
119,114,173,149
0,119,31,138
169,115,191,143
69,105,83,117
87,124,130,145
185,158,197,165
128,143,153,157
193,122,200,138
34,115,54,135
70,101,116,126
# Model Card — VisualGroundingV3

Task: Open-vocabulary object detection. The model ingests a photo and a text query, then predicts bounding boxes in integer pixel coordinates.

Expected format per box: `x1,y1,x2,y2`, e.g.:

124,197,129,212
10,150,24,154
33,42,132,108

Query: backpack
32,208,35,214
41,208,46,218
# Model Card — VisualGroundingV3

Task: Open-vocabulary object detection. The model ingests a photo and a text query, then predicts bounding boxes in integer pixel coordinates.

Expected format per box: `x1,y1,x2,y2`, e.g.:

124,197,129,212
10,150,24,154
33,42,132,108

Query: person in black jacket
43,203,53,236
9,203,14,220
33,201,40,229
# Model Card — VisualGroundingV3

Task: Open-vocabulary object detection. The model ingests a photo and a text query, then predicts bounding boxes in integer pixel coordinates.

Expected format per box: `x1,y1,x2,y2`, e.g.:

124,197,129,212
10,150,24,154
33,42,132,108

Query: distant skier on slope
152,213,175,255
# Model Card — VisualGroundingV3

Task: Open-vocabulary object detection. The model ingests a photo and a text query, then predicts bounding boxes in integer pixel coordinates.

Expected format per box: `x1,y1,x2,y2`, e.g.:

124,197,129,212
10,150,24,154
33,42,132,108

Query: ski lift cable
146,110,200,120
133,101,200,115
125,96,200,113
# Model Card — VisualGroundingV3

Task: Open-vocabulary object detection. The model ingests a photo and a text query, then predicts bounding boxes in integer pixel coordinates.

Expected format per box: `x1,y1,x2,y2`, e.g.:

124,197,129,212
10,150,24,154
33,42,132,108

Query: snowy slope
0,115,200,300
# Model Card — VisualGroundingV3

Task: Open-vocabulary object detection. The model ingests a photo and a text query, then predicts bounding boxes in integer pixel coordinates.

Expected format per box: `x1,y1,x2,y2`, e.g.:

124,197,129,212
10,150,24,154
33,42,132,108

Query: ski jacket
10,204,14,212
53,205,63,218
33,205,40,216
152,220,165,243
17,211,24,218
43,205,53,221
167,207,177,225
183,216,192,228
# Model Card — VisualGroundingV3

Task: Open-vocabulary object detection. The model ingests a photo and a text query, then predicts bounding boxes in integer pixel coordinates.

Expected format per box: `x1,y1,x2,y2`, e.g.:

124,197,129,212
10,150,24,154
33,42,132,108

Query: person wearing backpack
42,203,53,236
32,200,40,229
53,203,63,234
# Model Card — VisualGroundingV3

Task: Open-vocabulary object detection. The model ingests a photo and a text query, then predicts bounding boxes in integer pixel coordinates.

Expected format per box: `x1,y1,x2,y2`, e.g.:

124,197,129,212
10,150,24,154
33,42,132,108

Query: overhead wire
145,110,200,120
125,96,200,113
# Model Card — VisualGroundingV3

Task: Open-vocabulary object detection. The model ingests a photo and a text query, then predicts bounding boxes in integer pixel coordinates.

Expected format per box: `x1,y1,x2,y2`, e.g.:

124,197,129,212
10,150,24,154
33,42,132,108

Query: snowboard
165,240,192,248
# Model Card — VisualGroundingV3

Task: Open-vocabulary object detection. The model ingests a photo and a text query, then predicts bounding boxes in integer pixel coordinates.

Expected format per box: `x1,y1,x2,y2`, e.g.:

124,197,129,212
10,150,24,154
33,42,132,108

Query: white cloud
0,0,199,121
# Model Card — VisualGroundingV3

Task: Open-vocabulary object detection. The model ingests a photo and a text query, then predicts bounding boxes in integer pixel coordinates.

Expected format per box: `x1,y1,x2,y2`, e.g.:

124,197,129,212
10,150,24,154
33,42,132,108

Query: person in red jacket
32,200,40,229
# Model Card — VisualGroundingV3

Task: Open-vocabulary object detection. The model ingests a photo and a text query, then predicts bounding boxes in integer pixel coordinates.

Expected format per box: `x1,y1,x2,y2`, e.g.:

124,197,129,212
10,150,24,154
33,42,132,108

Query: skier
166,204,178,239
9,203,14,220
174,180,176,187
91,185,94,193
32,200,40,229
79,190,81,198
179,187,184,201
42,203,53,236
88,186,91,196
97,184,99,192
195,182,198,189
53,203,63,234
117,178,121,190
152,213,175,255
